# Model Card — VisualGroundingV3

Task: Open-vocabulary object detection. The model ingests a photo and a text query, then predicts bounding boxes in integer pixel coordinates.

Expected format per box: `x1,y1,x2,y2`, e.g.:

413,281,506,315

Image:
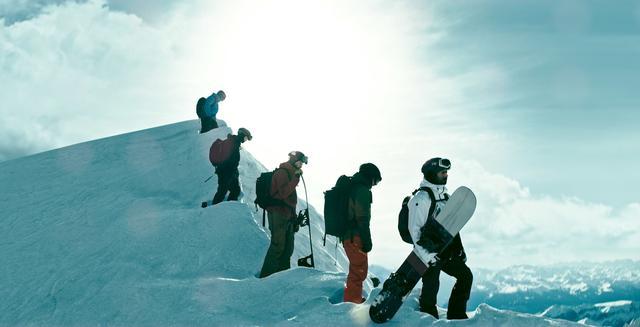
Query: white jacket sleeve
408,193,437,264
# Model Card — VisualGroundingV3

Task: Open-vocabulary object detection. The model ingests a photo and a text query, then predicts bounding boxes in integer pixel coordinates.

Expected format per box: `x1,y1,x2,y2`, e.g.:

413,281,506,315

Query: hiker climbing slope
206,128,252,206
196,89,226,134
259,151,308,278
410,158,472,319
342,163,381,303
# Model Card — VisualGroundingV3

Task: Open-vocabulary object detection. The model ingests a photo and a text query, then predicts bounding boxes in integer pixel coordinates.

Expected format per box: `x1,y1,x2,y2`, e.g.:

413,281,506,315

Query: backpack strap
414,187,447,219
421,187,437,220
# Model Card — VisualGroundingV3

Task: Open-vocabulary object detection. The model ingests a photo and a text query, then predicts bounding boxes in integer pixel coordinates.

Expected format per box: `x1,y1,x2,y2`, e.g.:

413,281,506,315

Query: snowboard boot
419,303,439,319
446,302,468,320
446,311,468,320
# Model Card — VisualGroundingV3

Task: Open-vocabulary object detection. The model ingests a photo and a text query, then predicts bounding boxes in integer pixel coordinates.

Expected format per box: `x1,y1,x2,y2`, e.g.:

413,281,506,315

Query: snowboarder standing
211,128,252,205
409,157,472,319
259,151,308,278
342,163,382,303
196,90,226,134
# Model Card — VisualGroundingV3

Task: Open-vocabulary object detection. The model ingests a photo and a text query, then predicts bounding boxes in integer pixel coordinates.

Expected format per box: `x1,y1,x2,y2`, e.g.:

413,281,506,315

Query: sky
1,0,639,270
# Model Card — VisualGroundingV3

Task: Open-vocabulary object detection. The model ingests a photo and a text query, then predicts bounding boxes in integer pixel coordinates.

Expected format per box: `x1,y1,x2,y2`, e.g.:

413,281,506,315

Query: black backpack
398,187,449,244
254,169,287,226
323,175,353,245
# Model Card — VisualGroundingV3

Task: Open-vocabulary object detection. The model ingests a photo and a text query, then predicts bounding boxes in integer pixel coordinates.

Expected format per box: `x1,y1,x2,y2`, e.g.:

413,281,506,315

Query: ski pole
203,175,213,183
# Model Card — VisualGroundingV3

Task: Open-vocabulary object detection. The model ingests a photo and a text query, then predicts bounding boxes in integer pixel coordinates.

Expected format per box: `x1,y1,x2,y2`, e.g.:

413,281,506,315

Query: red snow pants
343,235,368,303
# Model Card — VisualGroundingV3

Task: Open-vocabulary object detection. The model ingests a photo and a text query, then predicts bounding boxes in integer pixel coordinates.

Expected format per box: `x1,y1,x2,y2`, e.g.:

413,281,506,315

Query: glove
295,168,303,177
291,219,300,233
456,249,467,263
361,241,372,253
295,210,308,227
429,254,443,269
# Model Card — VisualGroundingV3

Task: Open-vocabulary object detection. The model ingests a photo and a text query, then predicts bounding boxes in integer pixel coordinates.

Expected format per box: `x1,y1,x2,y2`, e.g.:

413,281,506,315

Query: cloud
0,0,80,25
1,0,507,164
455,160,640,269
0,0,186,161
0,114,59,160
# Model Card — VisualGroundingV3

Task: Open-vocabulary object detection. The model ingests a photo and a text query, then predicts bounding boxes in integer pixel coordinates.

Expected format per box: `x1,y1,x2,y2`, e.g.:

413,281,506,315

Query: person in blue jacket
196,90,226,133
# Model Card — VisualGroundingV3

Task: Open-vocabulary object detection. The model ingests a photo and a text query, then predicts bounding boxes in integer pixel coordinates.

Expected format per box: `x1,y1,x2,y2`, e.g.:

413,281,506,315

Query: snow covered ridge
0,120,599,326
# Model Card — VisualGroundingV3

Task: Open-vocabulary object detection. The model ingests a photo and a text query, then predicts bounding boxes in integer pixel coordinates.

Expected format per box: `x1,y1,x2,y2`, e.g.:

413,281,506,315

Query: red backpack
209,137,234,166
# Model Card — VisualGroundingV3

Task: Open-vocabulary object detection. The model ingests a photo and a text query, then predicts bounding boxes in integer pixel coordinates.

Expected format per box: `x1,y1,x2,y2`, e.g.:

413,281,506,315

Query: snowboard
369,186,476,324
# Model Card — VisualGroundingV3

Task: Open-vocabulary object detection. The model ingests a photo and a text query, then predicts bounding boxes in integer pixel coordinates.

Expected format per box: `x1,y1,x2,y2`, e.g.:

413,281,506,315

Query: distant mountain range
471,261,640,312
372,260,640,326
542,300,639,327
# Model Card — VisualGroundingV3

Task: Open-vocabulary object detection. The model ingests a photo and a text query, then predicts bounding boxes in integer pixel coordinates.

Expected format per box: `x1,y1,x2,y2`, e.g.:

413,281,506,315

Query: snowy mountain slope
0,120,587,326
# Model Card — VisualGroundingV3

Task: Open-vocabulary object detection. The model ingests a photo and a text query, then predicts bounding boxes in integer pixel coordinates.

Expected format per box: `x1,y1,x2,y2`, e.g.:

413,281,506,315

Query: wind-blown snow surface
1,120,584,326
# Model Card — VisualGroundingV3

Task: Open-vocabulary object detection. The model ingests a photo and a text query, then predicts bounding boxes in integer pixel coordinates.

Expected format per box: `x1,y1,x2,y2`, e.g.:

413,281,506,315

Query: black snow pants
212,168,240,205
419,258,473,319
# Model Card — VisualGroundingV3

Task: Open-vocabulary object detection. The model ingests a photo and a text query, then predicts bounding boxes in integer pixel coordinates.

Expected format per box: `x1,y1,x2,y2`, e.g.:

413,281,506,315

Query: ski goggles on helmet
438,158,451,169
289,151,308,164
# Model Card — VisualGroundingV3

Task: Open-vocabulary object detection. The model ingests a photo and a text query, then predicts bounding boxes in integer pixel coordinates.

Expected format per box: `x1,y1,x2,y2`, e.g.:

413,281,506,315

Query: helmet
421,157,451,185
359,163,382,185
288,151,308,164
217,90,226,101
237,127,252,140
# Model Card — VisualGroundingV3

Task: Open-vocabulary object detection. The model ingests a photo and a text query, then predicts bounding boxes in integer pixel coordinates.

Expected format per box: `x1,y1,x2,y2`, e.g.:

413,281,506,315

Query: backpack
323,175,353,245
398,187,449,244
209,137,234,166
254,169,287,226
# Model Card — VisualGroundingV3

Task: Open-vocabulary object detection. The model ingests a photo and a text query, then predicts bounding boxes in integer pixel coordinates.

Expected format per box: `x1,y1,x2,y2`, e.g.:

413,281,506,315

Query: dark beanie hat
359,163,382,183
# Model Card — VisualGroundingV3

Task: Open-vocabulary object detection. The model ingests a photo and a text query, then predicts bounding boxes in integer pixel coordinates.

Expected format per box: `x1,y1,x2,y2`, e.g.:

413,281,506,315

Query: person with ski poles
342,163,382,303
259,151,308,278
196,89,226,134
409,158,472,319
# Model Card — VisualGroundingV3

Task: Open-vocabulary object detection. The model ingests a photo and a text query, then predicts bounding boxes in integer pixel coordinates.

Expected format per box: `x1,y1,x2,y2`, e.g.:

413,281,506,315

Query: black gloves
362,241,372,253
455,249,467,263
359,225,373,253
